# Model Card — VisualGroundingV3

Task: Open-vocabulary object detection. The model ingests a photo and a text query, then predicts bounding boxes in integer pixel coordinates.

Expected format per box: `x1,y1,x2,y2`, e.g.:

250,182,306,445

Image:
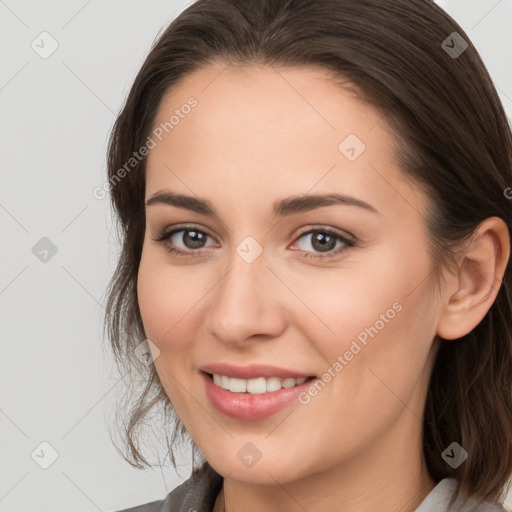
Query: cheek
136,255,204,409
137,253,190,346
281,254,408,347
291,243,437,387
291,277,408,390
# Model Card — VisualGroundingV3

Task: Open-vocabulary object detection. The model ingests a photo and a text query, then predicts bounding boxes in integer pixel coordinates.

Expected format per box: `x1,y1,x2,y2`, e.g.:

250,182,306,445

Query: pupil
184,230,205,249
312,232,335,253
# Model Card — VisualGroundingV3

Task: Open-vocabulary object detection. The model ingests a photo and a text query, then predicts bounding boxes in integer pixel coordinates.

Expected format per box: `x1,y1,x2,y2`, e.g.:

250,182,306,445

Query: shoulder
112,462,223,512
416,478,512,512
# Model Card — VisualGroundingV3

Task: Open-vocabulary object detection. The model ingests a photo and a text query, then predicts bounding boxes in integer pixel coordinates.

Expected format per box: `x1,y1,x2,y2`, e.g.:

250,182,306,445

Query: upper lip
200,363,315,380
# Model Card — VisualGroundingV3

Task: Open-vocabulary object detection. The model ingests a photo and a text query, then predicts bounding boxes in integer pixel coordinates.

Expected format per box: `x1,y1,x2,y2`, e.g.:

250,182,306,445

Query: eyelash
151,224,356,261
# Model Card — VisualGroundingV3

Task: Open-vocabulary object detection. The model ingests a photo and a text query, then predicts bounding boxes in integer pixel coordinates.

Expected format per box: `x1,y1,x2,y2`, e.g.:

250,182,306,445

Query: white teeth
229,377,247,393
211,374,308,394
266,377,282,392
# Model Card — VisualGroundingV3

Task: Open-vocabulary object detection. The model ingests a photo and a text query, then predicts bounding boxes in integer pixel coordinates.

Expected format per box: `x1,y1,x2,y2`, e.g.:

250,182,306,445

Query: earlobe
436,217,510,341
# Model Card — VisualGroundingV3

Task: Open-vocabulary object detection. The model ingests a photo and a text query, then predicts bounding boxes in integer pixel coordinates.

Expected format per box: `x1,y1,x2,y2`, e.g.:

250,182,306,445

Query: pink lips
200,362,315,380
200,364,318,421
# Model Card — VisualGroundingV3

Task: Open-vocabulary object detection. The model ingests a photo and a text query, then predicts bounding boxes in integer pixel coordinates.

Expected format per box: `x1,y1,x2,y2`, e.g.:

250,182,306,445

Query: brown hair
103,0,512,505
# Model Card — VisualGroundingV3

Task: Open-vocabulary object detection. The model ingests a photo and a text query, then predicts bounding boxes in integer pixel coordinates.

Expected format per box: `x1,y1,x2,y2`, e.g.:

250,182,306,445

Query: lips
201,371,319,420
200,362,316,380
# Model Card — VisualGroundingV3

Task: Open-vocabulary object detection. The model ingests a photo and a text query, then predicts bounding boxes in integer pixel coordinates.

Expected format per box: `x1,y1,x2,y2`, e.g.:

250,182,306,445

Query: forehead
151,62,385,143
144,62,426,221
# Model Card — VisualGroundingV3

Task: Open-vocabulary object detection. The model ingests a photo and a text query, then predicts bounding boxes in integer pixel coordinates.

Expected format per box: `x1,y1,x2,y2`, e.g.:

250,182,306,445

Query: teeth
212,374,308,394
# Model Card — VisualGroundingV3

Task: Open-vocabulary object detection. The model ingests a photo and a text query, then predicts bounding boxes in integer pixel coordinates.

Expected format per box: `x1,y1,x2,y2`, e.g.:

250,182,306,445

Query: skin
136,62,510,512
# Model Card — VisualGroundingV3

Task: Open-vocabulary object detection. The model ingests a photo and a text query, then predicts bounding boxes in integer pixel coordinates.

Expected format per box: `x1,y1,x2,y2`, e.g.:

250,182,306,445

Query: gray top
115,463,511,512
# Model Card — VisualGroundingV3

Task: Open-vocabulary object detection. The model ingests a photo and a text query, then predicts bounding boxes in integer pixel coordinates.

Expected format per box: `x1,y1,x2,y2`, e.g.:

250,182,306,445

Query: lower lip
201,371,317,421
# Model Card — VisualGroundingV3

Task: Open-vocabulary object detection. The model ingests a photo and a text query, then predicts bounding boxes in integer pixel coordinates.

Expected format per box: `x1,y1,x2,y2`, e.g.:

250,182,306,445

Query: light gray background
1,1,511,511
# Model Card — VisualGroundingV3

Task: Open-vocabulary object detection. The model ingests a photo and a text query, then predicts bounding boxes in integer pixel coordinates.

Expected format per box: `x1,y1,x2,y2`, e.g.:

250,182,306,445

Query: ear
437,216,510,340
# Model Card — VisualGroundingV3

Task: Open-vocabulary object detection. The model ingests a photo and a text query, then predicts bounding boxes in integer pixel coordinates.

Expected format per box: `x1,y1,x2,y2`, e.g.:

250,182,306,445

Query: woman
104,0,512,510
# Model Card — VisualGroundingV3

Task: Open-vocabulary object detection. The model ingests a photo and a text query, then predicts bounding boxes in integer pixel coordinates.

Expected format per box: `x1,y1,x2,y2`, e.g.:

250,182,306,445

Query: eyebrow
145,190,379,217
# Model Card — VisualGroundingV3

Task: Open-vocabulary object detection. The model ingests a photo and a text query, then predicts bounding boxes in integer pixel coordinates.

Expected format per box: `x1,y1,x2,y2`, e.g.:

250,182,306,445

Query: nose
206,245,287,346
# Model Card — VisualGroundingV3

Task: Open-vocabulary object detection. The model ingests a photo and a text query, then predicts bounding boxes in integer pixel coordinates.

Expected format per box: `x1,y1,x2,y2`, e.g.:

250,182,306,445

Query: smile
202,371,319,421
210,373,312,394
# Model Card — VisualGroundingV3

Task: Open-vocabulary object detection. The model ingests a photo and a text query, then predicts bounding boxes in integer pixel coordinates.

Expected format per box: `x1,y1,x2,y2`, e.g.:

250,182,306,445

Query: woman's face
137,62,445,483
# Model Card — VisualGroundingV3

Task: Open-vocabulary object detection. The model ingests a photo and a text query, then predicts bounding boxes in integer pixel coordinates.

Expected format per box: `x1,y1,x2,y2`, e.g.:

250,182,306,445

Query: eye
290,227,355,260
151,225,216,257
152,224,356,260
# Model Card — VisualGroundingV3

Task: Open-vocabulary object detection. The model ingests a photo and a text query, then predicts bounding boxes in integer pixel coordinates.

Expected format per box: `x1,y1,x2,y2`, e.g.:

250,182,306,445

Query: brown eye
152,226,215,256
152,225,356,260
292,228,355,261
173,229,208,249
